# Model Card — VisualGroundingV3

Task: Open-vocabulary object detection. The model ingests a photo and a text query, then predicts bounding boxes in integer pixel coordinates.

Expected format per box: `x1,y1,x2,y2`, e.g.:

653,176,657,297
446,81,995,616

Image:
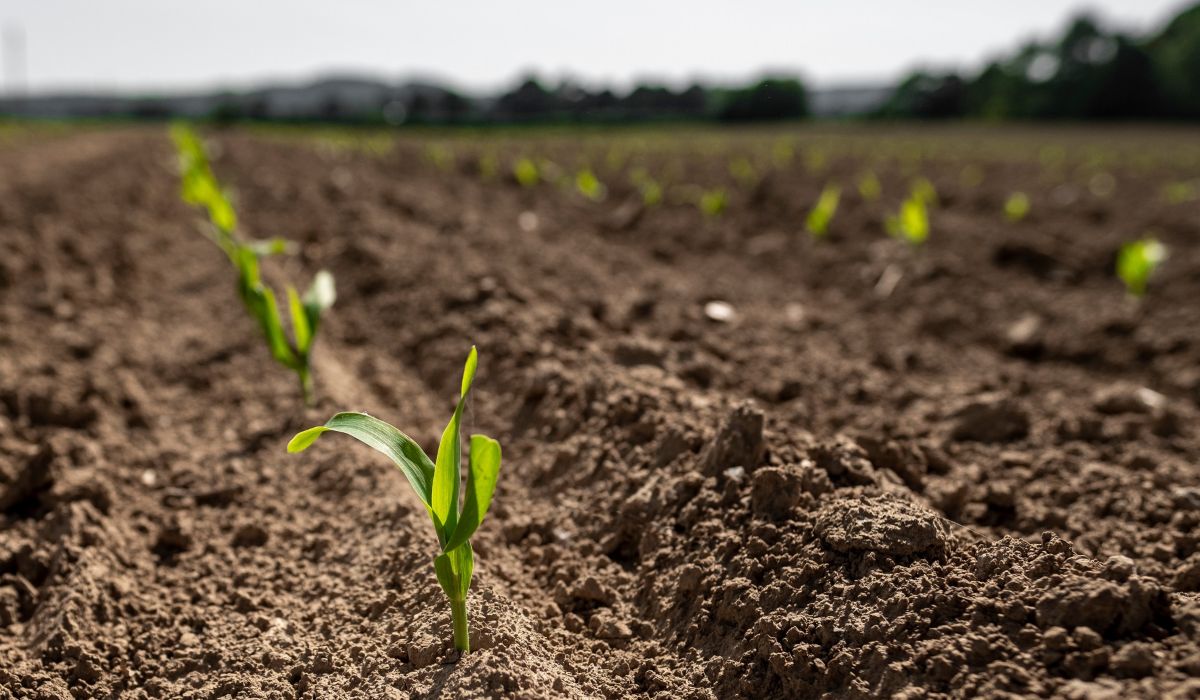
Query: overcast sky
0,0,1191,95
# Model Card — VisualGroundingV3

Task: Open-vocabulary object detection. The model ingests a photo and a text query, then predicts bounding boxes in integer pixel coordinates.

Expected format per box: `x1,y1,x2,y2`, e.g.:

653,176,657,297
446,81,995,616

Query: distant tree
1147,4,1200,118
494,76,560,120
875,71,966,119
718,77,808,122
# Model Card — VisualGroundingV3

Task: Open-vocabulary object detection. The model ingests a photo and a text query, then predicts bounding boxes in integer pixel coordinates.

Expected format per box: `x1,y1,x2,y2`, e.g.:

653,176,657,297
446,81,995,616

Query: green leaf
1004,192,1030,222
256,285,299,369
805,184,841,238
287,426,328,452
443,434,501,553
287,412,436,507
513,157,539,187
208,189,238,234
898,196,929,245
431,346,478,538
1116,238,1167,297
287,285,312,354
459,345,478,399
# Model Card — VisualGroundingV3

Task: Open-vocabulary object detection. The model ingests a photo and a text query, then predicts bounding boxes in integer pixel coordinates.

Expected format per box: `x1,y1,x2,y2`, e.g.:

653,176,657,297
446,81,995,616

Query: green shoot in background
575,168,606,202
1004,192,1030,222
729,156,758,188
886,191,930,246
513,157,540,187
700,188,727,217
911,177,938,207
170,124,335,405
477,151,499,181
857,171,881,202
1116,238,1167,298
629,167,662,207
288,347,502,654
805,184,841,238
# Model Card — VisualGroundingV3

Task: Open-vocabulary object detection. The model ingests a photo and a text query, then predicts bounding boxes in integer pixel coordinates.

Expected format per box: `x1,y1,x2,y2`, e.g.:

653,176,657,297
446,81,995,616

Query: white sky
1,0,1191,94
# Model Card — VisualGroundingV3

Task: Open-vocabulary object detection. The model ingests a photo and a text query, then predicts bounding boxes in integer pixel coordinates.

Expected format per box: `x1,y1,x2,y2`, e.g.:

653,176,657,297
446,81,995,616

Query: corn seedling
699,188,727,217
1004,192,1030,222
729,157,758,188
772,140,795,168
477,152,499,181
857,171,881,202
805,184,841,238
170,124,335,405
911,177,938,207
640,180,663,207
630,167,662,207
425,144,454,172
1164,180,1199,204
1116,238,1167,298
287,347,502,654
804,149,827,174
512,157,540,187
886,192,929,246
575,168,606,202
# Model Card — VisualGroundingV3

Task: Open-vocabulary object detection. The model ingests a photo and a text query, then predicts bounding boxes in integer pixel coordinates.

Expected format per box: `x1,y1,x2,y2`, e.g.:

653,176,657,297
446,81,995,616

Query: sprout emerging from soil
700,189,728,217
1116,238,1167,298
1163,180,1198,204
287,347,502,655
629,167,662,207
806,184,841,238
477,151,499,181
512,157,540,187
911,177,938,207
857,171,881,202
170,124,335,405
729,156,758,188
886,192,930,246
425,144,453,172
1005,192,1030,222
772,140,794,167
575,168,606,201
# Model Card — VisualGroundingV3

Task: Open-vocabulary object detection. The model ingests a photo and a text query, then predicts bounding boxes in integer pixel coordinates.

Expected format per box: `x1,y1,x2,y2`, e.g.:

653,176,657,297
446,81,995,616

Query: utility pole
2,23,27,96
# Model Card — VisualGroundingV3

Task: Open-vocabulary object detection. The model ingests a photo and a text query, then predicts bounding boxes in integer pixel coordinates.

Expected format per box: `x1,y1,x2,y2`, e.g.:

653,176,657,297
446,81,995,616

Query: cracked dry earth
2,125,1200,699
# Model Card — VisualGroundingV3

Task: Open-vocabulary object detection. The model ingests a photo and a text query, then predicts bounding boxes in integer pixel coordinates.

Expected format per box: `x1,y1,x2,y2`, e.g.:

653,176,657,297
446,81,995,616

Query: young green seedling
857,171,881,202
1116,238,1167,298
1004,192,1030,222
170,124,335,405
805,184,841,238
699,188,727,217
911,177,938,207
729,156,758,188
771,140,794,168
287,347,502,654
886,192,929,246
629,167,663,207
575,167,606,202
512,157,540,187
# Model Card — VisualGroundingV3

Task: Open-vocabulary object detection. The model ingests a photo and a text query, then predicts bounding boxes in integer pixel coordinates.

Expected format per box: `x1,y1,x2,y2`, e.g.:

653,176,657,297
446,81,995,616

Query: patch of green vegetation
699,188,728,217
805,184,841,238
1004,192,1030,222
170,124,335,404
886,191,930,246
1116,238,1167,297
288,347,502,654
513,157,540,187
575,167,606,201
857,171,882,202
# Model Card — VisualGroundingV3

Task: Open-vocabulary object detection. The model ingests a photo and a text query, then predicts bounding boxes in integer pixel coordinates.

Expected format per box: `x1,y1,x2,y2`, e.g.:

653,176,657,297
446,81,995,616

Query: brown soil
2,124,1200,699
